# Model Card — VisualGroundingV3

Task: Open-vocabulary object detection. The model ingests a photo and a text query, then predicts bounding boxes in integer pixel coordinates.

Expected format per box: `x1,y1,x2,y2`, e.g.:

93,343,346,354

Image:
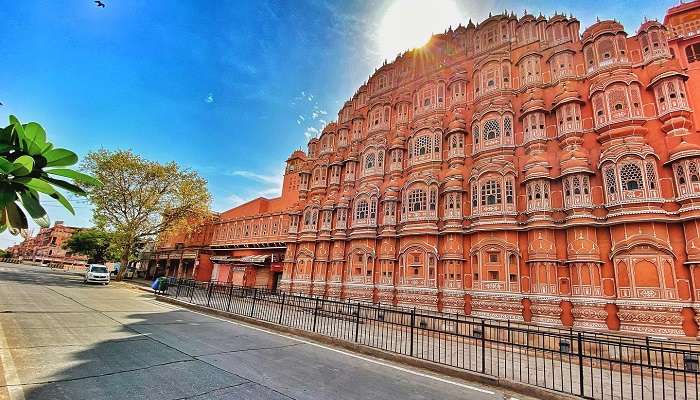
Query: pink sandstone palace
152,2,700,337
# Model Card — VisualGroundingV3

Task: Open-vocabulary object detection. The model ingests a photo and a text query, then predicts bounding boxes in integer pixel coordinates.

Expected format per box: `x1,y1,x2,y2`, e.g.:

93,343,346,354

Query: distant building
8,221,88,267
153,2,700,337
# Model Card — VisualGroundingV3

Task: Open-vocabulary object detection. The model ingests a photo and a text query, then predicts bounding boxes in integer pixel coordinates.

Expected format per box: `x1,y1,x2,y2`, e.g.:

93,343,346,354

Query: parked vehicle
123,266,136,279
84,264,110,285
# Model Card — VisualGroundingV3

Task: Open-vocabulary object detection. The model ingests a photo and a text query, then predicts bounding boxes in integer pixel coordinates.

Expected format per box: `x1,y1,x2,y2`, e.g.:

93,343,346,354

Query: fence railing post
312,297,320,332
278,292,286,325
206,282,213,307
410,307,416,357
480,320,486,374
577,332,585,397
250,288,257,317
226,284,233,312
354,303,361,342
175,279,181,298
189,280,195,303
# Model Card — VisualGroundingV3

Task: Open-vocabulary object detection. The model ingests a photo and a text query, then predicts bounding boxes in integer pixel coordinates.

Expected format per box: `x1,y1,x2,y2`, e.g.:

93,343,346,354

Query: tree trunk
115,245,130,281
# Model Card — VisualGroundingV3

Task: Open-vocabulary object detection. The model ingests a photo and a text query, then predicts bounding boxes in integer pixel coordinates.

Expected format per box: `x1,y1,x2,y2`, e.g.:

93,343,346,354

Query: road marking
183,307,496,396
0,320,25,400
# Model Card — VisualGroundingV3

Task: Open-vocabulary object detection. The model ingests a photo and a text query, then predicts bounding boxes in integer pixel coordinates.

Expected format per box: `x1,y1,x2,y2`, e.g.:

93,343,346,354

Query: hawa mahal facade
153,2,700,337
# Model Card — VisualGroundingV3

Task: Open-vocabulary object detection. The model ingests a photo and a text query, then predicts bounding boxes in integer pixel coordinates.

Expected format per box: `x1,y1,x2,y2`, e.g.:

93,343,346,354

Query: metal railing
160,278,700,400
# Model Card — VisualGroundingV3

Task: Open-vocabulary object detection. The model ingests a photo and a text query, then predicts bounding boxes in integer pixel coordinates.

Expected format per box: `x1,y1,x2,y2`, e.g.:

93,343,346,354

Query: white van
84,264,110,285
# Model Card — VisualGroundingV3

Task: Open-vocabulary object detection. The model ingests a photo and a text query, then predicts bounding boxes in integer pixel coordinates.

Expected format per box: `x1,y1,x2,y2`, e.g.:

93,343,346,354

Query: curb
154,294,581,400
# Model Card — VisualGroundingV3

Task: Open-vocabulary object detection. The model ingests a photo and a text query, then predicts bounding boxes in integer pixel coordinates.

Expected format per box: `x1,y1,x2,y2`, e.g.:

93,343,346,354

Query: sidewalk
160,281,699,400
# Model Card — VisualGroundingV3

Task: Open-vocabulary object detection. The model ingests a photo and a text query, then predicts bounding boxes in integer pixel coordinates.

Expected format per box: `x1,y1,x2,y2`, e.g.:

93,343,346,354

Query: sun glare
376,0,463,62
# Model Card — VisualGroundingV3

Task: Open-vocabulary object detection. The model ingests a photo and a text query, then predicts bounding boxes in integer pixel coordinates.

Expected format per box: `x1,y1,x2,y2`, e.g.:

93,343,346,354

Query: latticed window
408,189,427,212
504,117,512,137
677,164,687,185
605,168,617,194
355,200,368,220
472,185,478,207
483,119,500,140
690,162,699,181
481,180,501,205
608,86,628,120
414,136,430,156
377,152,384,168
598,38,615,61
620,163,643,191
506,180,514,203
429,188,437,211
645,162,658,190
365,153,375,170
473,125,480,144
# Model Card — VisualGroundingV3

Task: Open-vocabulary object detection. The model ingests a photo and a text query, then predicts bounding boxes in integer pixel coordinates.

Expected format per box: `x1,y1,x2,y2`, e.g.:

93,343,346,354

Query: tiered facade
154,3,700,337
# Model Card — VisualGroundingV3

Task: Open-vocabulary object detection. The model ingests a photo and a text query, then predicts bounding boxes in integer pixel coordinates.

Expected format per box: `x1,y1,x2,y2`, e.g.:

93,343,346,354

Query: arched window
408,189,426,211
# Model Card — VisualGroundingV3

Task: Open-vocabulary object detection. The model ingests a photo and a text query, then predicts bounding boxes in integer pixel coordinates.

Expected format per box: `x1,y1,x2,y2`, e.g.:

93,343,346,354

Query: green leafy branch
0,115,101,234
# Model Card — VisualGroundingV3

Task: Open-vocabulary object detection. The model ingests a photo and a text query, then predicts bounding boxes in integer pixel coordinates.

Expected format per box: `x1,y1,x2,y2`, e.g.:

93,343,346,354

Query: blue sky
0,0,675,247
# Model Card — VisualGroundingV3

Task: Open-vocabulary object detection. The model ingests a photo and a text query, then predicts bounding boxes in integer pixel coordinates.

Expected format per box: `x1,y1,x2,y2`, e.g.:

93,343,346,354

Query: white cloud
228,170,283,186
205,93,214,103
224,193,246,208
303,126,319,139
215,167,286,211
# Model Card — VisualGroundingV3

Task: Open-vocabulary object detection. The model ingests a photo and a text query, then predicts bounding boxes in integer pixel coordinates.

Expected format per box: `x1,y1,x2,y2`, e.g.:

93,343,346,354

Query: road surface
0,263,529,400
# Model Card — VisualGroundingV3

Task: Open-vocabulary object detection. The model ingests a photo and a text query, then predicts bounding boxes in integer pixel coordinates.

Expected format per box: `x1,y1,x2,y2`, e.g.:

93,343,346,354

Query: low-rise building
8,221,88,267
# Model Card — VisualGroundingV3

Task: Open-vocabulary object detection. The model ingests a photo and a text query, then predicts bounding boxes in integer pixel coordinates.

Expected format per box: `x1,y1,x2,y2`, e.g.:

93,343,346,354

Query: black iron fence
160,278,700,400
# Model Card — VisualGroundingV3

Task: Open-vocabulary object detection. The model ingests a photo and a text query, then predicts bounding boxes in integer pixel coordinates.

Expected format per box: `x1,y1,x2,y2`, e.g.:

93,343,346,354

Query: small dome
637,19,665,34
447,118,467,133
445,179,463,190
552,81,584,109
668,139,700,163
391,135,406,148
582,19,625,43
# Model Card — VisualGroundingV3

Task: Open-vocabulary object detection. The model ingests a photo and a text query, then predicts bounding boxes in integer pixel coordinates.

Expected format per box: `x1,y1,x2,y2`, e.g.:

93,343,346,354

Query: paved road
0,264,530,400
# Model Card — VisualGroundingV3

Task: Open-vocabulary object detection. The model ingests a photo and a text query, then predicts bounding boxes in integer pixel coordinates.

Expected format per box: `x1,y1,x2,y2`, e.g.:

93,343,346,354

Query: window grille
408,189,427,212
620,163,643,191
677,164,687,185
481,180,501,205
605,167,618,194
504,117,512,137
645,161,657,190
415,136,430,156
355,200,368,220
365,153,375,170
506,180,514,203
483,119,500,140
690,161,700,181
